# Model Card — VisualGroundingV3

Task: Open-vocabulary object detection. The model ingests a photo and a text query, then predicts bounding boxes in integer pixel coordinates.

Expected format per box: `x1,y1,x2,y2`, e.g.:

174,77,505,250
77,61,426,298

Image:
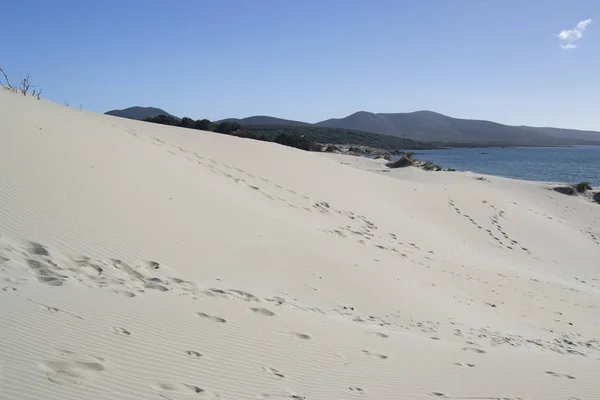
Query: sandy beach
1,89,599,399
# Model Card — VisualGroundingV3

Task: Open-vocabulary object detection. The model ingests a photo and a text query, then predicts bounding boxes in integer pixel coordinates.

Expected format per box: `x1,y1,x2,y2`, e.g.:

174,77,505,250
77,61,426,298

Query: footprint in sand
362,350,388,359
196,312,227,323
250,307,276,316
546,371,576,379
112,327,131,336
152,383,204,394
145,261,160,270
27,241,51,256
349,387,366,394
26,259,66,286
453,363,476,367
291,332,312,340
205,288,260,302
462,347,486,354
367,332,389,338
185,351,203,358
262,366,285,378
144,280,169,292
112,289,136,297
36,355,105,385
228,289,260,302
258,394,306,399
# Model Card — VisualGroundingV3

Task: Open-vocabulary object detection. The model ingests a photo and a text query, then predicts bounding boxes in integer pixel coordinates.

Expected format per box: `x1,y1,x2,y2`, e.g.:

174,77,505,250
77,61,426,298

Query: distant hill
315,111,600,146
105,107,177,121
240,124,433,150
107,106,600,146
216,116,310,126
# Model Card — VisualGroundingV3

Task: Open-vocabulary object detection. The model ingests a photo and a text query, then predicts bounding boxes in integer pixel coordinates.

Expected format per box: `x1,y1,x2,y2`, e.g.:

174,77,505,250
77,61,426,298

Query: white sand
1,89,599,400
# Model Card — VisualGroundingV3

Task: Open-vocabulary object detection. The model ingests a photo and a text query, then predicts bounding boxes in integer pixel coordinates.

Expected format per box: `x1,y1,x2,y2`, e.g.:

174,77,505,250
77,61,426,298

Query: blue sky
1,0,598,129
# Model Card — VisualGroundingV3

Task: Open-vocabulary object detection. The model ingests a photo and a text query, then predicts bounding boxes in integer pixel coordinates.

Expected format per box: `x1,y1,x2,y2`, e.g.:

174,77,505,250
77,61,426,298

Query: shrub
214,121,242,134
179,117,195,128
144,114,180,126
193,119,215,131
575,181,592,193
273,133,315,151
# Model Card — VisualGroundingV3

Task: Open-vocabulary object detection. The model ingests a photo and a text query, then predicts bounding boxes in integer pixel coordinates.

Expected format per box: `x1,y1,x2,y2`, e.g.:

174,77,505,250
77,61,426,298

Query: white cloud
557,19,592,49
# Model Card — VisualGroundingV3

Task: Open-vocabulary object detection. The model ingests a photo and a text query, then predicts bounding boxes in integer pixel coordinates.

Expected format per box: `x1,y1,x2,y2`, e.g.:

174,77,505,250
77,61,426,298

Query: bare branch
20,74,32,95
0,67,12,88
37,88,42,99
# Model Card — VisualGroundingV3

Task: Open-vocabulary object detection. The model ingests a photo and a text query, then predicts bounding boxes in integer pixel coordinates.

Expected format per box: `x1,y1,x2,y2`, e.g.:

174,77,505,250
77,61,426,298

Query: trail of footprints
3,236,592,397
145,134,439,261
128,124,454,263
3,235,599,362
116,127,599,261
124,131,444,267
447,199,531,254
4,133,597,393
6,124,587,398
0,237,378,397
583,226,600,246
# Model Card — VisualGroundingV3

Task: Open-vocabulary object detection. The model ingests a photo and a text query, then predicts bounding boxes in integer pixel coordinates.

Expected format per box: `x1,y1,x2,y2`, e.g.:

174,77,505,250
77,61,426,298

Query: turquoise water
409,145,600,186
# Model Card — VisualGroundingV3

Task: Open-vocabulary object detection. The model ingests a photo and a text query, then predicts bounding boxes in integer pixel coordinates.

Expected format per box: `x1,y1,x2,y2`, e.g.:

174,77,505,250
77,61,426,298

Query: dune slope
1,90,599,400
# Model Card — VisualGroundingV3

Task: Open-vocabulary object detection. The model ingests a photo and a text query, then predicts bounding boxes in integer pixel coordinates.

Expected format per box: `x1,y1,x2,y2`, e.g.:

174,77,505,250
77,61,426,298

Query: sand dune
1,89,599,399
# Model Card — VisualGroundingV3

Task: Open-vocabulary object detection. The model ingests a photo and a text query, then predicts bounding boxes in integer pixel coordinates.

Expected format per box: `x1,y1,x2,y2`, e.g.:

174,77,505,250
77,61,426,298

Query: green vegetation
214,121,241,134
143,114,442,151
273,133,316,151
143,114,519,152
240,125,433,150
575,181,592,193
143,115,317,151
554,182,594,196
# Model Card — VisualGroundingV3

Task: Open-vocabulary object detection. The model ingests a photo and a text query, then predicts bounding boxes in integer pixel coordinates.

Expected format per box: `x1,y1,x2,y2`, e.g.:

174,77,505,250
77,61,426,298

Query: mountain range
105,107,600,146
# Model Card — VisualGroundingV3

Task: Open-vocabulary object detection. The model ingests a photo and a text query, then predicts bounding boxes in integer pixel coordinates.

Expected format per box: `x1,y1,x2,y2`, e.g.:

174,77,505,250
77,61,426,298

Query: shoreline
320,152,599,205
322,147,600,188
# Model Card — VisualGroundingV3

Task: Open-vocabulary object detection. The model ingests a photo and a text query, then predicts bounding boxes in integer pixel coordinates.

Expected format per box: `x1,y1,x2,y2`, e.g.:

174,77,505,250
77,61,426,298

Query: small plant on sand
0,66,13,89
20,74,32,95
1,67,43,99
575,181,592,193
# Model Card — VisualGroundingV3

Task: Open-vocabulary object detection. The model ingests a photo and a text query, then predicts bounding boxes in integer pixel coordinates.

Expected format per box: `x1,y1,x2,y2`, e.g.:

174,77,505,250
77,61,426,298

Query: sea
408,145,600,186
